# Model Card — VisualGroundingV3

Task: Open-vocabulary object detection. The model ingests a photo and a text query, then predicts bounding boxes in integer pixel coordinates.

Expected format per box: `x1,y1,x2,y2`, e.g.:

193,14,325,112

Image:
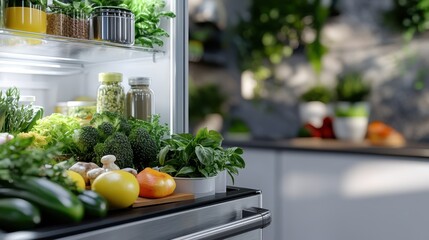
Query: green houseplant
236,0,330,99
189,82,227,133
333,72,371,141
300,85,333,104
334,72,370,117
158,128,245,197
298,85,333,128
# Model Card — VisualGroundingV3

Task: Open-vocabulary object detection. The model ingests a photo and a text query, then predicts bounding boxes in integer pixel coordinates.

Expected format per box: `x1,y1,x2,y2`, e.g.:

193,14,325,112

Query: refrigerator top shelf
0,29,165,67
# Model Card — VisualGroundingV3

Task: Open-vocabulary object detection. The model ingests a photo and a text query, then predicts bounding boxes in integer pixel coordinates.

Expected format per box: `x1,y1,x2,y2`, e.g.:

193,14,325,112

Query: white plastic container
215,170,227,193
174,177,216,198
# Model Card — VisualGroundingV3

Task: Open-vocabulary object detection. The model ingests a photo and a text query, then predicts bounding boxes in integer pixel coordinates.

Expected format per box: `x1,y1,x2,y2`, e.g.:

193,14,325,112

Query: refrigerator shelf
0,28,165,66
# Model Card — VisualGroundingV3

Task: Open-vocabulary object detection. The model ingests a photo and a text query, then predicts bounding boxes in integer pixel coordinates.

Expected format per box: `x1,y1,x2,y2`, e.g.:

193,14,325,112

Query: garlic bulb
69,162,100,185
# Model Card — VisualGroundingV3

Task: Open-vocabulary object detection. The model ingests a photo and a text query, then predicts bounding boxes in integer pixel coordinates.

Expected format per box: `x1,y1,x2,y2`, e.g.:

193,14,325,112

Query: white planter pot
299,101,330,128
333,116,368,142
215,170,227,193
174,177,216,198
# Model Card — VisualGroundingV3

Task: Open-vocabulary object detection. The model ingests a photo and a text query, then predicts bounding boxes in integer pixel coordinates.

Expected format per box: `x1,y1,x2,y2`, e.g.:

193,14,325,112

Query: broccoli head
128,127,158,171
97,121,115,141
90,111,131,135
94,132,134,169
73,126,99,153
72,126,99,162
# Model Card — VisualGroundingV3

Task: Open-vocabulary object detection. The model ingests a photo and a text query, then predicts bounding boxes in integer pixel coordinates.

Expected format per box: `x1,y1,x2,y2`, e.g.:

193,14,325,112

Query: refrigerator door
53,195,269,240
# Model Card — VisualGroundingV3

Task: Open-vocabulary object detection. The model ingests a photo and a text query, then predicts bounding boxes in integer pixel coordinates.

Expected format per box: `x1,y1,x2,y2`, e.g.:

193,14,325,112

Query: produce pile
0,87,245,233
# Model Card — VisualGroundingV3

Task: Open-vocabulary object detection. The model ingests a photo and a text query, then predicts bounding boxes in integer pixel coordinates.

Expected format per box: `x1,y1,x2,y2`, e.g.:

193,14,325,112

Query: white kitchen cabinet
232,147,429,240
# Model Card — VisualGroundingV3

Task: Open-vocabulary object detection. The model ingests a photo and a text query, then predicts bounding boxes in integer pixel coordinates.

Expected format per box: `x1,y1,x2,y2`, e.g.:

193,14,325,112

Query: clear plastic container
47,2,90,39
126,77,154,121
5,0,47,33
67,101,96,123
97,72,125,115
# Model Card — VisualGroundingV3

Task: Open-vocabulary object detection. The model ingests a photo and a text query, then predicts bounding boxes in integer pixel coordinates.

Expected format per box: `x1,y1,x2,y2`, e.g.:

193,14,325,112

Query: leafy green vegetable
123,0,175,47
0,136,78,193
30,113,81,154
158,128,245,181
50,0,92,17
0,87,44,134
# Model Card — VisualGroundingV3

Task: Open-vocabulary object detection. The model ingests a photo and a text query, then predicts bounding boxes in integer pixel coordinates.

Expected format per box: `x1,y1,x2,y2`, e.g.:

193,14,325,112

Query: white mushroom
121,168,138,177
87,168,107,185
0,133,14,145
69,162,100,185
101,155,120,171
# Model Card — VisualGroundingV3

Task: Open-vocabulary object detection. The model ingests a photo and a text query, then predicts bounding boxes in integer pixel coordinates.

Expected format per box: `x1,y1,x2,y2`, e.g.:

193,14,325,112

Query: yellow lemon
66,170,86,190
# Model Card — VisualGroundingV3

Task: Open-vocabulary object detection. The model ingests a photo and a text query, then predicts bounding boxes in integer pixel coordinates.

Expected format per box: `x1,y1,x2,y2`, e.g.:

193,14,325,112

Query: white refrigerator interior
0,0,188,134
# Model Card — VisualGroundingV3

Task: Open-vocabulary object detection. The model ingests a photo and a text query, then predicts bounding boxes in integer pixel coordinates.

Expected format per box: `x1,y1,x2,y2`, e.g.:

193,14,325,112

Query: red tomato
137,168,176,198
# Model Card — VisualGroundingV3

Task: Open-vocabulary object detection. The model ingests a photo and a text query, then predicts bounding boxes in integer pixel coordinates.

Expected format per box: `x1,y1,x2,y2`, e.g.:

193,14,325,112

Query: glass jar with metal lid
97,72,125,115
126,77,154,121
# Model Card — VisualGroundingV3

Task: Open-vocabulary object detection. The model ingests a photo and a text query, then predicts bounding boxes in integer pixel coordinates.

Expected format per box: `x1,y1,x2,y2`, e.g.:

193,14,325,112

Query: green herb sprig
0,87,44,134
0,136,78,192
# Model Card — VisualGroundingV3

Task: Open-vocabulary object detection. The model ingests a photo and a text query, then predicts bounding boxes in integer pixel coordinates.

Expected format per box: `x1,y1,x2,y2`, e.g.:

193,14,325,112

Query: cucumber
0,177,84,223
0,198,41,231
78,190,108,218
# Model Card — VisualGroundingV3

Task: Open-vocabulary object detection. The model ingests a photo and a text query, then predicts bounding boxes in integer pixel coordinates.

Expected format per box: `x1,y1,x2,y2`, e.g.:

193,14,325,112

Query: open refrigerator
0,1,271,239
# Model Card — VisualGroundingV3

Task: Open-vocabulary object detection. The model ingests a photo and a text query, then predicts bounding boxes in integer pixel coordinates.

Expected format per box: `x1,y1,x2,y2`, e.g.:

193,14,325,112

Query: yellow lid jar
96,72,125,115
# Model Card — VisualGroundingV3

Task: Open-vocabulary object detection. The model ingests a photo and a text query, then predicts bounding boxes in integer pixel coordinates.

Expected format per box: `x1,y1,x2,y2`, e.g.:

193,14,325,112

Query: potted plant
333,72,371,141
189,81,227,134
225,117,251,141
158,128,245,197
299,85,333,128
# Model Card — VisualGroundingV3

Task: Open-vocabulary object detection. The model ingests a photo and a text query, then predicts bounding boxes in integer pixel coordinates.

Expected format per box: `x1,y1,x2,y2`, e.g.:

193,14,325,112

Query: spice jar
97,72,125,115
126,77,154,121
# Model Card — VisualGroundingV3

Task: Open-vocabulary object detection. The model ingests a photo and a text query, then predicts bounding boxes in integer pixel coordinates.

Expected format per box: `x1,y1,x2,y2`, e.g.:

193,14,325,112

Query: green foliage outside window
384,0,429,40
236,0,330,98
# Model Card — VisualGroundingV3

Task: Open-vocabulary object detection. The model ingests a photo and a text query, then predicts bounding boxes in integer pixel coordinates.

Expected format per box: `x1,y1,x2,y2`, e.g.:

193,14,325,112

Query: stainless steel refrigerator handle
172,207,271,240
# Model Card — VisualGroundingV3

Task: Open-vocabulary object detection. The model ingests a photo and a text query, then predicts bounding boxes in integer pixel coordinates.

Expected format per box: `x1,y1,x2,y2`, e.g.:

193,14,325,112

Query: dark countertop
224,138,429,159
2,186,260,240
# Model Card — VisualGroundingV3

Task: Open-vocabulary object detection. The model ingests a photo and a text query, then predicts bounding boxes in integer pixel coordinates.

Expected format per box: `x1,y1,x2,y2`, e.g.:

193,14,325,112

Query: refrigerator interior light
0,59,83,75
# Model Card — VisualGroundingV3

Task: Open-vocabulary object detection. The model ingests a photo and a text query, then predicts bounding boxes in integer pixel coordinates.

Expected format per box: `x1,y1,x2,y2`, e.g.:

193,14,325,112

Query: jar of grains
97,72,125,114
47,3,90,39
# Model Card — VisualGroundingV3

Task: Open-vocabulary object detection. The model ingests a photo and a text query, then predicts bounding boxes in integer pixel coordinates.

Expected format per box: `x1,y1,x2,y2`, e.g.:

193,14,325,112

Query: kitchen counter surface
2,187,260,240
224,138,429,160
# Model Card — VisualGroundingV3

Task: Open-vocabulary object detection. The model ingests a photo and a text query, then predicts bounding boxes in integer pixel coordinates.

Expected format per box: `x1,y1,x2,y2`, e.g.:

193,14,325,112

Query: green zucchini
0,177,84,223
77,190,108,218
0,198,41,231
